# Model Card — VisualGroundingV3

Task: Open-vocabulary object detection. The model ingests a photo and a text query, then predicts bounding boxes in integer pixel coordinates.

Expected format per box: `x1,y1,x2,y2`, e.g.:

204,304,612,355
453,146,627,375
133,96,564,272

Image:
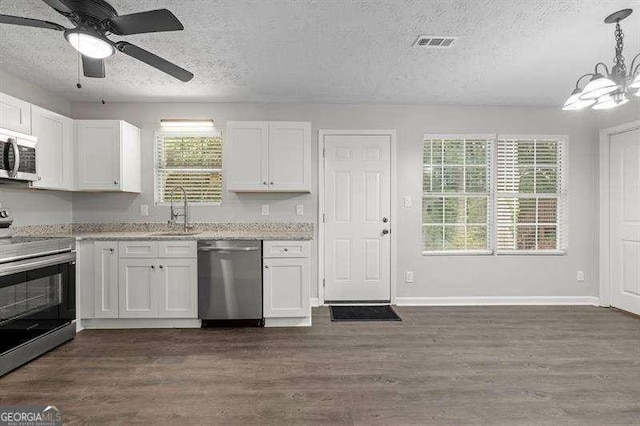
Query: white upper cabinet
30,105,74,191
75,120,141,193
268,122,312,192
226,121,311,192
226,121,269,191
0,92,31,134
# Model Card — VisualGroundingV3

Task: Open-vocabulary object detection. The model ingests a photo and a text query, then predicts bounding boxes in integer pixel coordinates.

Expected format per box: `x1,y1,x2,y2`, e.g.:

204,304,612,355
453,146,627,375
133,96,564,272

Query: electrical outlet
140,205,149,217
296,205,304,215
261,204,270,215
405,270,414,283
576,270,585,282
403,195,412,208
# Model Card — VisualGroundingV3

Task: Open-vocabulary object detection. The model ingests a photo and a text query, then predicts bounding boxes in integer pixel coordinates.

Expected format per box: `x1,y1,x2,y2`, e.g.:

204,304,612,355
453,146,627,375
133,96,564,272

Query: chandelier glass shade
564,9,640,111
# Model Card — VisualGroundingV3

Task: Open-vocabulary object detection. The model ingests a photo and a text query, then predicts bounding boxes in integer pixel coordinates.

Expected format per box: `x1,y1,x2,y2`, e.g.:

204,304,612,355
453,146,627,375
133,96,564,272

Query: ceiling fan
0,0,194,82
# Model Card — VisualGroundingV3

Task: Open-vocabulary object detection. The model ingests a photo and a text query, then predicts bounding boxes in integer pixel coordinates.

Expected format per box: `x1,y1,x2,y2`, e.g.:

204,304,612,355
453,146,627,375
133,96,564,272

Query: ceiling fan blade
41,0,73,14
0,14,66,31
82,56,105,78
116,42,193,82
108,9,183,35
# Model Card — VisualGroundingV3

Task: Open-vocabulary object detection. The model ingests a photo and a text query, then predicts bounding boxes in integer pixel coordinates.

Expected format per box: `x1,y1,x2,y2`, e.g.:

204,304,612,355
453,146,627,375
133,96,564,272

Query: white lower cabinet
263,241,311,325
93,241,119,318
158,259,198,318
85,240,197,321
119,258,158,318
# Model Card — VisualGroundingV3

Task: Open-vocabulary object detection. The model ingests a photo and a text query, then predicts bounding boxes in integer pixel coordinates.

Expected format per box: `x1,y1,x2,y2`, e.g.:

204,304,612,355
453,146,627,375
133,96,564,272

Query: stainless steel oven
0,241,76,376
0,129,37,182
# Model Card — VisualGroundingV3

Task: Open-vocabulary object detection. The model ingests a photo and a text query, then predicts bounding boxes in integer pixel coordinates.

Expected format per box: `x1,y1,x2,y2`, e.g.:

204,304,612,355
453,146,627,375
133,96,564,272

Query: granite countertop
14,223,314,241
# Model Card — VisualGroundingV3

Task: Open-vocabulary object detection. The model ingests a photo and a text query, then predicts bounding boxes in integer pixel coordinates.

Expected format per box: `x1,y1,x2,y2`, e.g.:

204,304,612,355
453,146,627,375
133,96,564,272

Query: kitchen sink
151,231,201,237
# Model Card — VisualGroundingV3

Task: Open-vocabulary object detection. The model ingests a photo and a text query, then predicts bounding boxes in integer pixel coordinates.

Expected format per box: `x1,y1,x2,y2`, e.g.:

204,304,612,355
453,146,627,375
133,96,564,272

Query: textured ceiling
0,0,638,106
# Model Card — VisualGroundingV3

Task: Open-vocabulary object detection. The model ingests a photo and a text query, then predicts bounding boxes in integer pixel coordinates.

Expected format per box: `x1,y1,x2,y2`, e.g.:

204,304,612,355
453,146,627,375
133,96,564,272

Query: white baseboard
394,296,600,306
310,297,320,307
81,318,202,329
264,317,312,327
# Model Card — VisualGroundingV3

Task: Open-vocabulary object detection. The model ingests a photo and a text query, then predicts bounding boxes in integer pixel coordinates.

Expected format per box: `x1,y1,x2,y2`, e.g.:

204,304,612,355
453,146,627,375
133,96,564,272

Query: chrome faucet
168,186,191,232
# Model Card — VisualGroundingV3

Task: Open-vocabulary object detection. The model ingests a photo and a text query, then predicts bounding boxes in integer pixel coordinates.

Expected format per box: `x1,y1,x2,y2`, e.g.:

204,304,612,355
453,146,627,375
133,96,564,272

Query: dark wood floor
1,306,639,425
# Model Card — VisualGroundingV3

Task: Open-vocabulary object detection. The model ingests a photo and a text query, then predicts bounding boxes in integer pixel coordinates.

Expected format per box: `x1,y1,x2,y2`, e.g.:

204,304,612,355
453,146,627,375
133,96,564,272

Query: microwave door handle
8,138,19,178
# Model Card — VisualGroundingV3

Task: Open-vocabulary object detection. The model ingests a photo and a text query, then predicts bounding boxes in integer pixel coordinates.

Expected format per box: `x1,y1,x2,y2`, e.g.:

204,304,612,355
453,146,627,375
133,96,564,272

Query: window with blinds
155,132,223,204
496,137,567,253
422,136,493,253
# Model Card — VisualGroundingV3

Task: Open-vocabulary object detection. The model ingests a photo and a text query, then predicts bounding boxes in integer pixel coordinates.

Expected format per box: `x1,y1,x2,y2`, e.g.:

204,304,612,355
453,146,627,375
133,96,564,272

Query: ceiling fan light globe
65,31,114,59
630,74,640,90
592,93,629,110
562,92,595,110
579,76,619,100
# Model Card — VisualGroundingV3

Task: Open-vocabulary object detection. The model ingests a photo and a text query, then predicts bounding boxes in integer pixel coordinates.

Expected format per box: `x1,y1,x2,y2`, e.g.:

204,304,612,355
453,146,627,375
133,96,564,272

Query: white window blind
155,132,223,204
496,137,567,253
422,136,493,253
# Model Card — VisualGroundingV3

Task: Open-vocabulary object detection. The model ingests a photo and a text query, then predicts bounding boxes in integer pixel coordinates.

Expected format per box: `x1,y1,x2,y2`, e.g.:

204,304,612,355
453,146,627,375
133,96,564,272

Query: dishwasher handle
199,246,260,252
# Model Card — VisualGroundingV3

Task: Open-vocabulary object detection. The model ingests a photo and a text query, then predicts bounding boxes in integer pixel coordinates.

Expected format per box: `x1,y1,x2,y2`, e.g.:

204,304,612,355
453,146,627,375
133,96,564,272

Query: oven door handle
7,138,20,178
0,252,76,278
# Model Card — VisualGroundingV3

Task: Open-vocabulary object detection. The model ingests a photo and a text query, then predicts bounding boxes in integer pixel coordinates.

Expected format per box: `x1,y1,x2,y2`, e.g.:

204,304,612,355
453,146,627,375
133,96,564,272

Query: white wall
0,70,73,226
70,102,600,300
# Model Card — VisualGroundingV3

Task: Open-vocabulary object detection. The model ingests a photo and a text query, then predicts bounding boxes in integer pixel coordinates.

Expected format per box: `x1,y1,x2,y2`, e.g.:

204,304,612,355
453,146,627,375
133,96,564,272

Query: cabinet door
119,121,141,193
118,258,158,318
226,121,269,191
268,122,311,192
263,257,310,318
31,106,74,190
76,120,120,190
158,259,198,318
93,241,119,318
0,93,31,134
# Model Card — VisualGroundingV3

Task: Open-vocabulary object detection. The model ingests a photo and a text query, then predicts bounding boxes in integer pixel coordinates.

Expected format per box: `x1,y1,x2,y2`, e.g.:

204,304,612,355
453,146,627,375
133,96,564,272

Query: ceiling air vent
413,35,458,49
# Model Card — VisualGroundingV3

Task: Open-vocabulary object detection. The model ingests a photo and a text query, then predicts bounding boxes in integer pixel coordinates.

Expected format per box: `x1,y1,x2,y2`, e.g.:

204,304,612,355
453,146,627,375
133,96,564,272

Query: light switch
405,270,414,283
140,205,149,217
296,205,304,216
403,196,412,208
576,270,585,282
261,204,270,215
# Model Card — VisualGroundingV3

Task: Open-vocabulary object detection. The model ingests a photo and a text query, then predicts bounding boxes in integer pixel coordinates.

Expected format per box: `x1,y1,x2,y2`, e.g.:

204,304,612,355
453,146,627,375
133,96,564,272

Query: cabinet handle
109,248,114,253
270,181,274,185
159,265,164,269
283,248,288,252
265,265,269,269
113,181,118,185
151,265,155,269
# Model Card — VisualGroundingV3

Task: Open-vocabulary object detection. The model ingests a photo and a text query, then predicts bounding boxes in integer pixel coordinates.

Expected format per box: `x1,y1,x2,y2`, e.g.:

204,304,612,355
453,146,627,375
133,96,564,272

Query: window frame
495,134,568,256
422,134,496,256
154,129,223,207
421,133,568,256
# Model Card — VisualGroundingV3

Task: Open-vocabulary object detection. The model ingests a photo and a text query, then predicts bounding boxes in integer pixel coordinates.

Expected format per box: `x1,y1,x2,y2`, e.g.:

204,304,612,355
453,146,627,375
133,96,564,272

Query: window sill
496,250,566,256
155,202,222,207
422,250,493,256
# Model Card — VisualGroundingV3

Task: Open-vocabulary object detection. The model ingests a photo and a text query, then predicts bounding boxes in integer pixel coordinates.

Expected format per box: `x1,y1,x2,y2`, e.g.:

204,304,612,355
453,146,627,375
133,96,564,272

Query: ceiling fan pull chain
76,50,82,89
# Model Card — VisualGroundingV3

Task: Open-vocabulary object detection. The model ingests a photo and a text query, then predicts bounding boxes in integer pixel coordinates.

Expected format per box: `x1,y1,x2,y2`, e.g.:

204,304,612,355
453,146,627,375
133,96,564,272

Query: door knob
382,229,390,235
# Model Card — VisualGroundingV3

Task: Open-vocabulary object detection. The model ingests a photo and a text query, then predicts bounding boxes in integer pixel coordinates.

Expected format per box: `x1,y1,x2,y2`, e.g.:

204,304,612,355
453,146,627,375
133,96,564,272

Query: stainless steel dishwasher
198,240,263,327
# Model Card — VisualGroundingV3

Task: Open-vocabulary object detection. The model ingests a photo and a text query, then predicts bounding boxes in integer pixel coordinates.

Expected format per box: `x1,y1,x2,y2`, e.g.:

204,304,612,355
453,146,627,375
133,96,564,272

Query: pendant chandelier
563,9,640,111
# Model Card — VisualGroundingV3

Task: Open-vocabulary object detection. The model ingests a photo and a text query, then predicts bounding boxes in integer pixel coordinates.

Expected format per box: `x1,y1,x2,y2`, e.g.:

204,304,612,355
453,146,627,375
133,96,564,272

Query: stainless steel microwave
0,129,37,182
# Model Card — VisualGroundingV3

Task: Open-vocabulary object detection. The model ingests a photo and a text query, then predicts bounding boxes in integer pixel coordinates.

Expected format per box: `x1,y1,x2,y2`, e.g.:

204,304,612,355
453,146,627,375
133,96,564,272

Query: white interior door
323,133,392,302
610,128,640,315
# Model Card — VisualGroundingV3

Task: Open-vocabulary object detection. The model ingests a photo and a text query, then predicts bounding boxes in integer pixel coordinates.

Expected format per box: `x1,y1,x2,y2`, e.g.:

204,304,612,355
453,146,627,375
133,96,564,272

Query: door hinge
323,278,325,288
322,213,325,223
322,148,325,158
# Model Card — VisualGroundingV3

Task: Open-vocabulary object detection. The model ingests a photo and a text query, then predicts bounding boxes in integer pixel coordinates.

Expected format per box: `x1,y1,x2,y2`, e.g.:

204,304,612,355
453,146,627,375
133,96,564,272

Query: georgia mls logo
0,405,62,426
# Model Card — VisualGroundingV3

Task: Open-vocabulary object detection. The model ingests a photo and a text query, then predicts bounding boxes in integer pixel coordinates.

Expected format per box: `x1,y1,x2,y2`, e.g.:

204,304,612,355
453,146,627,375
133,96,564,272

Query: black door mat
330,305,402,322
